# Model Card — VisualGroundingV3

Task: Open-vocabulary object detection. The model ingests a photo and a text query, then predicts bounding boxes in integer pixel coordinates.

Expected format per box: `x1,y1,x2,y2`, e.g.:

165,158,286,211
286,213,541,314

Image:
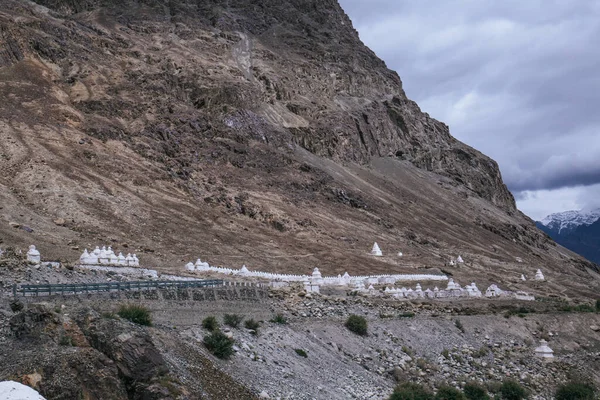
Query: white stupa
312,267,324,284
521,274,527,281
118,252,126,266
456,255,464,263
397,251,403,257
99,246,109,264
185,262,195,271
109,251,119,265
239,265,250,276
534,339,554,359
449,259,456,266
485,284,503,297
26,245,41,264
132,254,139,266
534,269,545,281
371,242,383,257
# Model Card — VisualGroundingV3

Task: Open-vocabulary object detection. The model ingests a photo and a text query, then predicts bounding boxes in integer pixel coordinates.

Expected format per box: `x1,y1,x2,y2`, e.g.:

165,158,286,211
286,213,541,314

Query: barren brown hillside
0,0,597,297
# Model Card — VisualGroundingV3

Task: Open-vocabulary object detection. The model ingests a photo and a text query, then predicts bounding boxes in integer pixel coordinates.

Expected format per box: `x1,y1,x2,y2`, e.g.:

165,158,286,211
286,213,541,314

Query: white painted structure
456,255,464,263
371,242,383,257
79,246,139,267
26,245,40,264
534,339,554,359
534,269,545,281
183,259,448,289
521,274,526,281
0,381,46,400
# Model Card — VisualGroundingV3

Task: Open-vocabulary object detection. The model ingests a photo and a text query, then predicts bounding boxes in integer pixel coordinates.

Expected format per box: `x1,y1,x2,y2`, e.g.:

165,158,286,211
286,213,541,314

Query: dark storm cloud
338,0,600,206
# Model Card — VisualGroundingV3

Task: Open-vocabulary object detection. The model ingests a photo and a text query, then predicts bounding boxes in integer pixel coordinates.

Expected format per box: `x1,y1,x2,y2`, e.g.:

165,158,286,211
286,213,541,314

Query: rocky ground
1,252,599,400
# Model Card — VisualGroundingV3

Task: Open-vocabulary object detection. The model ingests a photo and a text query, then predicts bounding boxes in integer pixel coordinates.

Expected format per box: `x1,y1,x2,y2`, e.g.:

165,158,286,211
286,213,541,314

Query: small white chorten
534,269,545,281
534,339,554,359
371,242,383,257
239,265,250,276
26,245,41,264
397,252,403,257
521,274,526,281
456,255,464,263
185,262,195,271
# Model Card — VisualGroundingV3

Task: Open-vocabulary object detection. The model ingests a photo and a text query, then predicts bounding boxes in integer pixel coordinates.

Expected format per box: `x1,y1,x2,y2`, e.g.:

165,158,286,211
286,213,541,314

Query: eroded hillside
0,0,597,297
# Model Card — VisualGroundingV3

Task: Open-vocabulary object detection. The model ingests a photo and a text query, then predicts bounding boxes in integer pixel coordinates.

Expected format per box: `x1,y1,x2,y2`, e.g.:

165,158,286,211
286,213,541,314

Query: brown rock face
0,0,596,294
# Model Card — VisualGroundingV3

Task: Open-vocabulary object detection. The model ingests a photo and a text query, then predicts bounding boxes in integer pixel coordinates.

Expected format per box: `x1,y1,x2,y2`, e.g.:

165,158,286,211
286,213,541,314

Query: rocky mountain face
0,0,597,296
537,209,600,264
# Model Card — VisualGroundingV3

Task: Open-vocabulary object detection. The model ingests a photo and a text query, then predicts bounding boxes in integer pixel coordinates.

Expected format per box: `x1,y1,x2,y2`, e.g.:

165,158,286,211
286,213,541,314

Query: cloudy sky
338,0,600,220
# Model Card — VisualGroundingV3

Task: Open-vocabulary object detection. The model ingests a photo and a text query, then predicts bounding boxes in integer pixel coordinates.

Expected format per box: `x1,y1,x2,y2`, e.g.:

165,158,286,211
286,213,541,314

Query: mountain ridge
536,207,600,264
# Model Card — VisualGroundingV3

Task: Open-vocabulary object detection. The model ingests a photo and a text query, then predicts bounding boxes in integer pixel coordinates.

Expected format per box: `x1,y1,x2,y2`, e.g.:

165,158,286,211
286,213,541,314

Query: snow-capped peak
539,207,600,234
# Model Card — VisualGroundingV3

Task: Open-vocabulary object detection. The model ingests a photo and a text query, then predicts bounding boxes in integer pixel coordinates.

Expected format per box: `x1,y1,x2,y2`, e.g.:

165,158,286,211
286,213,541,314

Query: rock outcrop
0,0,596,294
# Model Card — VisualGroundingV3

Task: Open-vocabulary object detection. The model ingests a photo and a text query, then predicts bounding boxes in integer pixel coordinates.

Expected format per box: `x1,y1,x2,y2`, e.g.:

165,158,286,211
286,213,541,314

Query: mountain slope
0,0,597,297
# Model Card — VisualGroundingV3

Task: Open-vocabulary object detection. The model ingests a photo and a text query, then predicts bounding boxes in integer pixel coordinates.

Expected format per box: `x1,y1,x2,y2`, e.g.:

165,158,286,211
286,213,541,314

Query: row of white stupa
370,242,464,265
185,259,448,286
79,246,140,267
354,280,533,301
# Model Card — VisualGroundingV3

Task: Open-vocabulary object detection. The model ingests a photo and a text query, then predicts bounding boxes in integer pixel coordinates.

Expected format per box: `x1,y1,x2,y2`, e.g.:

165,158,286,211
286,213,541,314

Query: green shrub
59,335,73,346
270,313,287,324
441,349,450,359
454,319,465,333
101,311,118,320
223,314,243,328
472,346,489,358
244,318,260,333
573,304,595,313
555,381,596,400
294,348,308,358
596,299,600,311
202,316,218,332
203,331,234,359
345,314,368,336
435,386,466,400
118,304,152,326
399,312,416,318
499,380,528,400
390,382,434,400
463,382,490,400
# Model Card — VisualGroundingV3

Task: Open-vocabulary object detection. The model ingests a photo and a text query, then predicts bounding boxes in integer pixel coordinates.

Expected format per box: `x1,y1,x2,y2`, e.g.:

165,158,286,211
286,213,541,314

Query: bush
118,304,152,326
435,386,466,400
244,318,260,332
345,314,368,336
454,319,465,333
555,381,596,400
463,382,490,400
202,316,218,332
596,299,600,311
223,314,243,328
203,331,234,359
270,313,287,324
499,380,528,400
390,382,434,400
294,348,308,358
